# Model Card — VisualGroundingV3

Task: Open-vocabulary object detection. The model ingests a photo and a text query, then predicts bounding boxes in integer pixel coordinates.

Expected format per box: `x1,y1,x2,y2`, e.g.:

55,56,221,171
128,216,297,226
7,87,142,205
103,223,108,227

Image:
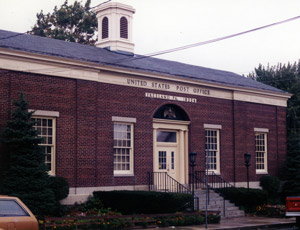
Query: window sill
205,171,220,175
256,171,268,175
114,174,134,177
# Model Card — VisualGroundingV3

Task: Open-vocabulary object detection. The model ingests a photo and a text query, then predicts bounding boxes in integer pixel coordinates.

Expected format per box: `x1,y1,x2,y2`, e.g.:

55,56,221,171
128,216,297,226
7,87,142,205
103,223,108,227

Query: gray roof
0,29,286,94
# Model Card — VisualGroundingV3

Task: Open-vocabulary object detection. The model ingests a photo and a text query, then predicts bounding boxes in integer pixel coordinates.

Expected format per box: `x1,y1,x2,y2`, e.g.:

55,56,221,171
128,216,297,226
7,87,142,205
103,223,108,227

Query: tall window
205,129,220,173
255,133,267,173
120,16,128,39
102,17,109,39
113,123,133,175
32,117,56,175
158,151,167,170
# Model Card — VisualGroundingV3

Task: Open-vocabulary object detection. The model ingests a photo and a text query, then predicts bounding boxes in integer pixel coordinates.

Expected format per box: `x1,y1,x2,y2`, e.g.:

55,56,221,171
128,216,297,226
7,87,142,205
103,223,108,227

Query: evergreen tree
0,93,56,216
282,131,300,197
30,0,97,45
248,62,300,132
248,61,300,196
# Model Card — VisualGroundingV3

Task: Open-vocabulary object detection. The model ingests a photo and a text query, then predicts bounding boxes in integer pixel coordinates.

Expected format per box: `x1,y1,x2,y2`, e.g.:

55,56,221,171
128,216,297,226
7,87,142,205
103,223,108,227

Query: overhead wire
0,5,300,78
111,14,300,64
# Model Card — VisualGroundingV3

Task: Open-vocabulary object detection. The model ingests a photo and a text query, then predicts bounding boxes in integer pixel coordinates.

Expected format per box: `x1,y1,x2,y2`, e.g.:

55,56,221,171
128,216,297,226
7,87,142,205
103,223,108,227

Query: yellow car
0,195,38,230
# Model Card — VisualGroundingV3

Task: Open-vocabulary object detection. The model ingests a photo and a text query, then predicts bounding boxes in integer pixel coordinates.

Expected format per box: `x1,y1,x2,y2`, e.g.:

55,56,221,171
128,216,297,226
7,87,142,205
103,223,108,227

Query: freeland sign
145,93,197,103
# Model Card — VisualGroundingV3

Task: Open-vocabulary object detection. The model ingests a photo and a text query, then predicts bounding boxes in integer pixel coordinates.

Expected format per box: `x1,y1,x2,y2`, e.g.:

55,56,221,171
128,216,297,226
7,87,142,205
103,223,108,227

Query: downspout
232,100,236,186
95,84,99,187
75,80,78,195
276,107,279,175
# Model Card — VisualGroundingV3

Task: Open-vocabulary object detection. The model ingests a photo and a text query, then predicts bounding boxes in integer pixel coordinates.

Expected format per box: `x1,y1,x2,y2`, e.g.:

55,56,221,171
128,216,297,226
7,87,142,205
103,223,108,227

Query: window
0,200,29,216
158,151,167,170
205,129,220,173
113,123,134,175
255,133,267,173
171,151,174,169
32,117,56,175
120,16,128,39
156,131,176,143
102,17,109,39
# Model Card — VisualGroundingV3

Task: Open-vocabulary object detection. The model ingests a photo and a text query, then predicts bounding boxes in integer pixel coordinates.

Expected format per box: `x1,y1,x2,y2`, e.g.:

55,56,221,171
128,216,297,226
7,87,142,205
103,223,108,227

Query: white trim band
29,109,60,117
204,124,222,129
112,116,136,123
0,49,290,107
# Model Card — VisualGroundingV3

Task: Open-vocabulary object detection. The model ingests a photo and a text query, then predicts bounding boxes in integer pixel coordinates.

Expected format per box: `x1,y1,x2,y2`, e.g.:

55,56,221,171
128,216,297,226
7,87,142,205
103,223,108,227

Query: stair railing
148,172,199,211
194,170,236,217
195,171,235,190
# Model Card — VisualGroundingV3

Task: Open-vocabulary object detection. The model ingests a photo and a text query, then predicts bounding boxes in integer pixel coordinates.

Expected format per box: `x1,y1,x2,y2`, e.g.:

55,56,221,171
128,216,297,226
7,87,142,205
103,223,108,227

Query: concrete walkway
146,216,297,229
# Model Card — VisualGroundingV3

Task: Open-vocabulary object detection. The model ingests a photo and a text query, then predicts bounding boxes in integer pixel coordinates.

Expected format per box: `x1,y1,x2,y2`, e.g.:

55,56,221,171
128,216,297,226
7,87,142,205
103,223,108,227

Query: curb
215,222,297,230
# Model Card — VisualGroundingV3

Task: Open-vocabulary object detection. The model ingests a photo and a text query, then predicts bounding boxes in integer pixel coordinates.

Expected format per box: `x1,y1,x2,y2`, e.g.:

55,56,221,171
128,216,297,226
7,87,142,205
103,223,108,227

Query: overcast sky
0,0,300,75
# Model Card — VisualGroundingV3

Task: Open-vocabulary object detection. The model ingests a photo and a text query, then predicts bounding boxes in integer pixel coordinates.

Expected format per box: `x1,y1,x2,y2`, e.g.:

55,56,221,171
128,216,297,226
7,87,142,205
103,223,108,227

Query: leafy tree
248,61,300,196
0,93,56,216
248,62,300,132
30,0,97,45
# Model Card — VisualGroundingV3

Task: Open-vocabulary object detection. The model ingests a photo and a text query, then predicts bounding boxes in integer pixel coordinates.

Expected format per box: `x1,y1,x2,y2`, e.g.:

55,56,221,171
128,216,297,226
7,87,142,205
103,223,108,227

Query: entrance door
154,146,177,191
153,121,190,185
154,129,179,181
157,146,177,179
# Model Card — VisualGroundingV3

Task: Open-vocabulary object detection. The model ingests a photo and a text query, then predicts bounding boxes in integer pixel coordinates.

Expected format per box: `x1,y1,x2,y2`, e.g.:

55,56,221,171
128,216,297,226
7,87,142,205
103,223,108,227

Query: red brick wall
0,69,287,187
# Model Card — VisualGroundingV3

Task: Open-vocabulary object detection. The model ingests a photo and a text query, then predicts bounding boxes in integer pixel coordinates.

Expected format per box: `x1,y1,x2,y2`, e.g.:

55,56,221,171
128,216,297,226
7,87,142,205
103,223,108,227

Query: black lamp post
189,151,197,210
244,153,251,192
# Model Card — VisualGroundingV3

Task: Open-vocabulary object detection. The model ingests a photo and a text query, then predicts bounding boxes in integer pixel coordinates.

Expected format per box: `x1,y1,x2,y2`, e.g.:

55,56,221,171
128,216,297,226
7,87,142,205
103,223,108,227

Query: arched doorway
153,104,190,184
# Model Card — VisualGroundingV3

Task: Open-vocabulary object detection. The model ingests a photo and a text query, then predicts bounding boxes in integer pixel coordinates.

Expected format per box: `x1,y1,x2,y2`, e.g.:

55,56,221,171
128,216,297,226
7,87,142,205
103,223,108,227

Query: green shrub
260,175,280,196
280,180,300,203
49,176,69,201
156,213,207,227
66,197,113,217
207,213,221,223
216,187,268,213
93,191,192,214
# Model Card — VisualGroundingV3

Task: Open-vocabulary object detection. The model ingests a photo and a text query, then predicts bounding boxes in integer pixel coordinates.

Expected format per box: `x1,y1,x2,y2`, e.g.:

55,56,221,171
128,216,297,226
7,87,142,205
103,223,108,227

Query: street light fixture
244,153,251,192
189,152,197,166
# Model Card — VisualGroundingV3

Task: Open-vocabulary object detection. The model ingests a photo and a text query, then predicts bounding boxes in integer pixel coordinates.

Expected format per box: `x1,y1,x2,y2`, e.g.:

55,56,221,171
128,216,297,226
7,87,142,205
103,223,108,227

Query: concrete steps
195,189,245,219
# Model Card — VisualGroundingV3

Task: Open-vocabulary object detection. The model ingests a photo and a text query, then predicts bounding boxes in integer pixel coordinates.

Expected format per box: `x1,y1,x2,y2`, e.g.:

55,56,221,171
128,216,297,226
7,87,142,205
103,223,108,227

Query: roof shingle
0,29,286,94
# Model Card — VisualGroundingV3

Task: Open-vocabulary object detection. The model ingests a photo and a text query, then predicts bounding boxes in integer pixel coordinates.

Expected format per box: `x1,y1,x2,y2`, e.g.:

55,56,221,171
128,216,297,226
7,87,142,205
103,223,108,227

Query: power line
90,0,112,9
112,14,300,64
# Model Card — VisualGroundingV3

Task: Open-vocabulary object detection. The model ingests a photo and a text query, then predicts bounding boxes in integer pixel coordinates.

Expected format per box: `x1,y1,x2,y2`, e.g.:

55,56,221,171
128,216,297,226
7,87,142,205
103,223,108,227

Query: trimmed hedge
260,175,280,196
93,191,193,214
216,187,268,213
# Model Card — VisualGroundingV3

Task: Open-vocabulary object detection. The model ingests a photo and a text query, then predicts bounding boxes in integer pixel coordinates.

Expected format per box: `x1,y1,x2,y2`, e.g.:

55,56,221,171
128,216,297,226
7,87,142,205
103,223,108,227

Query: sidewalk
146,216,297,229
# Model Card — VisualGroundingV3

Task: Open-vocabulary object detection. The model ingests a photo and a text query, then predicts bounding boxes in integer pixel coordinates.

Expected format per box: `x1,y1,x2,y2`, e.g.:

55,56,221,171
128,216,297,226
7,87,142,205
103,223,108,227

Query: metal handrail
194,171,235,190
148,172,191,193
194,171,238,217
148,172,199,210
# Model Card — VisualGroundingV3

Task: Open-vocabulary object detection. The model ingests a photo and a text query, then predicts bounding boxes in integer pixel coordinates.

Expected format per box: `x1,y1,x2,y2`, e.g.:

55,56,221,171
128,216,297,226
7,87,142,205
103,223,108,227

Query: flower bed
255,205,286,218
40,211,220,229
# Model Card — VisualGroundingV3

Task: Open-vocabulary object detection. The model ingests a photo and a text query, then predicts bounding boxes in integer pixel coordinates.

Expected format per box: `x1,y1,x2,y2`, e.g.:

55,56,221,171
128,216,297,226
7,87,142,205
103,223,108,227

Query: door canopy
153,104,190,121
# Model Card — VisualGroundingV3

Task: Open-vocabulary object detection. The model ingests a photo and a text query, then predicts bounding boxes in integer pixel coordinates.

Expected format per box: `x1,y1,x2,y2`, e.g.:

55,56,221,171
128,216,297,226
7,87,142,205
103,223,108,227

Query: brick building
0,2,290,203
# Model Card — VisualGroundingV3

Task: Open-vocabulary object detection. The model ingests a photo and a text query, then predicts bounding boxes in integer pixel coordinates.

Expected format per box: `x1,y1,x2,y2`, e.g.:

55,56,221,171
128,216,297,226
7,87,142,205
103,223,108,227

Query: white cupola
94,2,135,54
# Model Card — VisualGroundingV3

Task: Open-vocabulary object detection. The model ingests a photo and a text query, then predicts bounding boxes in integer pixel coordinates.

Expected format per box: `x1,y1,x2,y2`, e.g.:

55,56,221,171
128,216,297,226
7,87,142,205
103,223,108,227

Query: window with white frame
205,129,220,173
255,133,268,173
32,117,56,175
113,122,134,175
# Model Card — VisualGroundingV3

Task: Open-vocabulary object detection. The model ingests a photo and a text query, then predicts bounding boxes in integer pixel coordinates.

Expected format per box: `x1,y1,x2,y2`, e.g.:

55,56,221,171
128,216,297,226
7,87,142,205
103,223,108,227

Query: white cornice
0,48,291,107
